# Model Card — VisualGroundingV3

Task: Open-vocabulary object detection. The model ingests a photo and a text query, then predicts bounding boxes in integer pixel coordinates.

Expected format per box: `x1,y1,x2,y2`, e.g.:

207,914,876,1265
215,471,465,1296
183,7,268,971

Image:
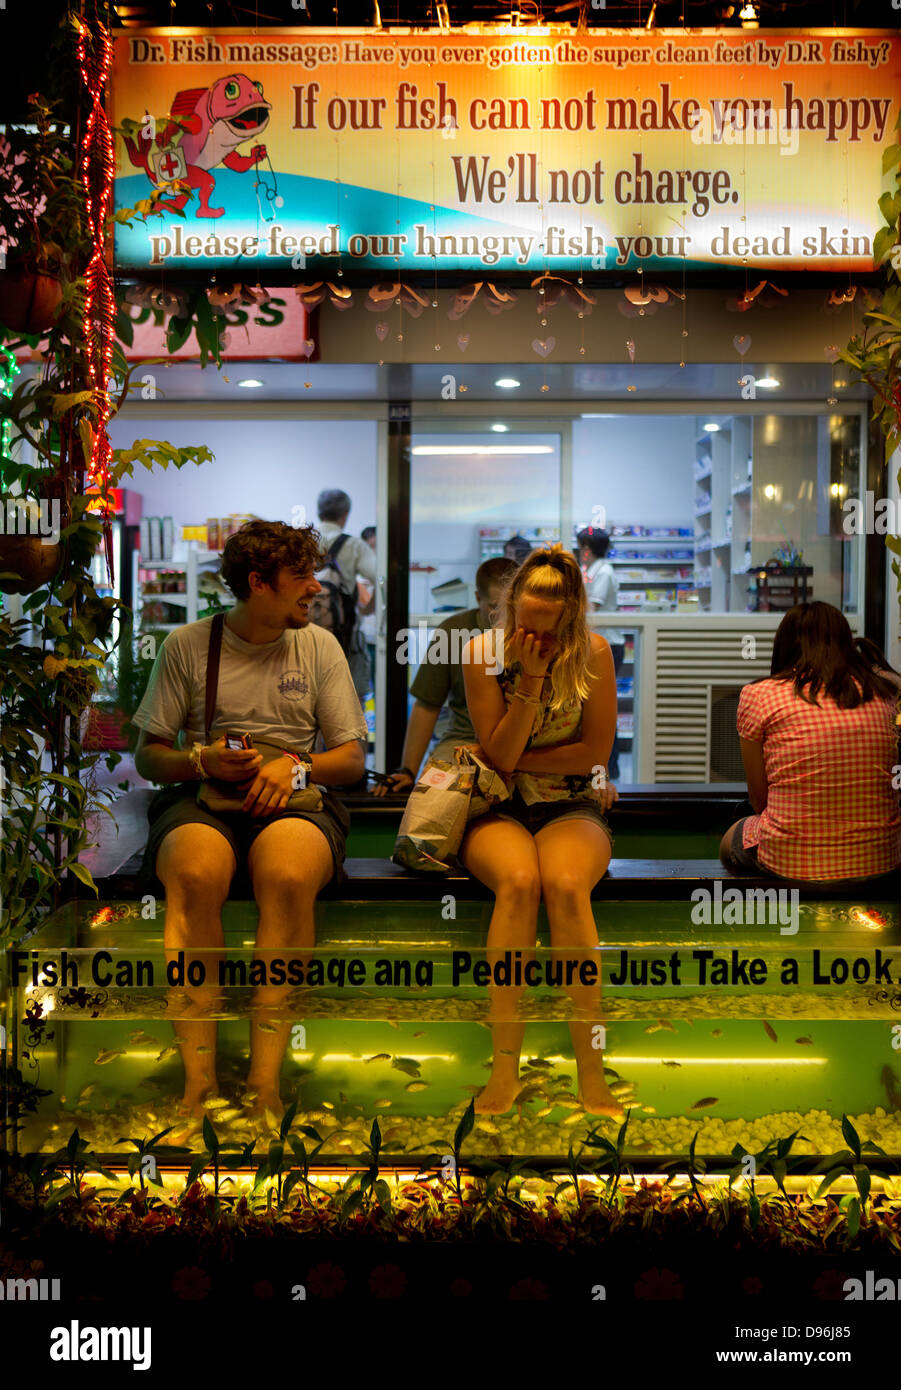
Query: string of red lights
76,13,116,576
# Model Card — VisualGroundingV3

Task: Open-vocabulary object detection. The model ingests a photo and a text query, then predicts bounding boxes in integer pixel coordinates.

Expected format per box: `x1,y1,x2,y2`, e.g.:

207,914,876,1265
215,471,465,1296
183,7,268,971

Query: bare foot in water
474,1075,519,1114
578,1073,626,1119
245,1085,283,1125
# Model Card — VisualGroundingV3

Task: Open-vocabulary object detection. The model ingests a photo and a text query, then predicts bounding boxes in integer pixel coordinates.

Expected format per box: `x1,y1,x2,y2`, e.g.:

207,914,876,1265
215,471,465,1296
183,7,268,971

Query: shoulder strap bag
196,613,323,814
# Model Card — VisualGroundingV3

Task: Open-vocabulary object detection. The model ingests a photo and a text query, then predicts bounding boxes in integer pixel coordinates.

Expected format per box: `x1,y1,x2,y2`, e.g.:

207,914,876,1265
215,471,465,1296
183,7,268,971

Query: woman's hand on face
508,626,556,679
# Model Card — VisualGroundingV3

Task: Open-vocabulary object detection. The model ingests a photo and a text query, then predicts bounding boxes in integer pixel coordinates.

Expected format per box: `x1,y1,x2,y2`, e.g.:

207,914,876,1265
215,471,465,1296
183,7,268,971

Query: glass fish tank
4,896,901,1166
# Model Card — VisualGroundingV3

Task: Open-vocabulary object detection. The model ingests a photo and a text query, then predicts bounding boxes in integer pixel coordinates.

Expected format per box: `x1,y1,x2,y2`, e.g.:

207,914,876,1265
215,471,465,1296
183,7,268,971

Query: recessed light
491,423,509,432
703,422,721,433
237,378,264,389
494,377,520,389
756,377,781,390
411,446,553,456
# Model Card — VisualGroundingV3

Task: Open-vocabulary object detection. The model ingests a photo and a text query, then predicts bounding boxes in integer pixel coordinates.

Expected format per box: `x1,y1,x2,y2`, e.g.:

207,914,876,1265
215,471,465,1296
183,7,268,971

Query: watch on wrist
283,751,314,787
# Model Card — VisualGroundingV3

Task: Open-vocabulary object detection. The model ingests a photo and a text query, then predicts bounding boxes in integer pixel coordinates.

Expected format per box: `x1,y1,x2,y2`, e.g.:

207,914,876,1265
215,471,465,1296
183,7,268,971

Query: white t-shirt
585,557,625,646
317,521,377,596
132,616,368,753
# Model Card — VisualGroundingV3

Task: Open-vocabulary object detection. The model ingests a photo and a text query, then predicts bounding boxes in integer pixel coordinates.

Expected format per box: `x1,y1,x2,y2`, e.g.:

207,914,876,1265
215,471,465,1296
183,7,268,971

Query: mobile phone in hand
225,731,253,750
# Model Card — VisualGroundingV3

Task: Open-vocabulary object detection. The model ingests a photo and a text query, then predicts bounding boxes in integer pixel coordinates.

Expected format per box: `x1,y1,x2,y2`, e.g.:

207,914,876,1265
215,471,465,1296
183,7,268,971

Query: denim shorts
728,818,892,889
489,788,613,846
142,783,351,891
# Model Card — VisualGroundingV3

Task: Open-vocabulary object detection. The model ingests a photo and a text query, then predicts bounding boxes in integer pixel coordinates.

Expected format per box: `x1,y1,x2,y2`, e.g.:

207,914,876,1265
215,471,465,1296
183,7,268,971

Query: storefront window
572,409,864,618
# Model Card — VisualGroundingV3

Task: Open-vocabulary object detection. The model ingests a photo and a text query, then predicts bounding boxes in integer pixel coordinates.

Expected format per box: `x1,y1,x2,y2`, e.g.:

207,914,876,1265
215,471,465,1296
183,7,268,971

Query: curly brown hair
220,520,324,600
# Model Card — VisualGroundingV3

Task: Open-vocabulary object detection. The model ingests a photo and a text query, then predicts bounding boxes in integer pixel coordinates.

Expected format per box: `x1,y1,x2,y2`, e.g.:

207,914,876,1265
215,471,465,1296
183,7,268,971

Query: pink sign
120,289,315,360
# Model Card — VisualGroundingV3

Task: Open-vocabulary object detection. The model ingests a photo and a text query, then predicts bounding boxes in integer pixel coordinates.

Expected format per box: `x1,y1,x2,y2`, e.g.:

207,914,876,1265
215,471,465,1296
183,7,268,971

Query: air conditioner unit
706,684,747,782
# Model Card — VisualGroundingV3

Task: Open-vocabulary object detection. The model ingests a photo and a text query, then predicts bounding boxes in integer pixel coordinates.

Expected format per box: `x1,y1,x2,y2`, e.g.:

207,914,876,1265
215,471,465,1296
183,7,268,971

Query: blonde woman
460,544,622,1116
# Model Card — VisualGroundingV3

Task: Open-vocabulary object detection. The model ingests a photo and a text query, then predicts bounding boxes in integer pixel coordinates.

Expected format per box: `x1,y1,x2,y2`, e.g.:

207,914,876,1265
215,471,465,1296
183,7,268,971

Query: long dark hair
768,601,899,707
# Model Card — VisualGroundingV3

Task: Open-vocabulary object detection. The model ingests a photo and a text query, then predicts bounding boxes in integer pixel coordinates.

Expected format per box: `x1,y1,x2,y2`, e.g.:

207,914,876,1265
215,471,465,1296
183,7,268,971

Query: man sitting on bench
133,520,366,1126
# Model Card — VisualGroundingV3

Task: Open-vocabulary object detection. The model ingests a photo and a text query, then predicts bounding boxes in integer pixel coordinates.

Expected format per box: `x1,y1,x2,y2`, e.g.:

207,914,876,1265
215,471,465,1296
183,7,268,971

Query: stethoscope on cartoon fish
241,82,279,220
202,75,280,220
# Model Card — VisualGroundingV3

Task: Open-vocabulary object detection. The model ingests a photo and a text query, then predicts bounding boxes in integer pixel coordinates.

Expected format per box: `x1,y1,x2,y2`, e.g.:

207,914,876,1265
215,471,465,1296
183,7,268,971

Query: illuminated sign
110,28,901,274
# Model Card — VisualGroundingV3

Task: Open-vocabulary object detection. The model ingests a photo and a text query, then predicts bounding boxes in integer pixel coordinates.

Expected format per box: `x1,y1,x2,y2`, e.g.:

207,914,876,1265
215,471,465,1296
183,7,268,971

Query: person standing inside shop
371,557,516,796
578,527,624,779
316,488,378,703
359,525,377,691
459,544,622,1117
504,534,533,567
132,520,367,1125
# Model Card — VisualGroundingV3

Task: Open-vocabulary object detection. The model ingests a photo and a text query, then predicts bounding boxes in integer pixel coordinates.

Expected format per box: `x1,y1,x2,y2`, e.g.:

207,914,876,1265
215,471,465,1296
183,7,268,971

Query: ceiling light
739,2,759,27
411,445,553,456
755,377,781,390
495,377,521,389
237,378,264,389
703,422,721,433
491,423,509,432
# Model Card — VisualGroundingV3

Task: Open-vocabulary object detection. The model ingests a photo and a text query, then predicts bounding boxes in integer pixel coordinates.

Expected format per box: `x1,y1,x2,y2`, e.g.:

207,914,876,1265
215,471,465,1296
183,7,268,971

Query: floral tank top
496,659,604,806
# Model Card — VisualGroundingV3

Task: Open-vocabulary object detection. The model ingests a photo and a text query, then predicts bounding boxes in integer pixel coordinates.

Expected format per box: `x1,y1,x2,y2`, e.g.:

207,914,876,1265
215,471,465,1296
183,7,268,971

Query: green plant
810,1113,893,1239
582,1109,636,1203
115,1125,190,1197
662,1129,709,1210
840,109,901,458
44,1127,117,1207
250,1096,322,1212
726,1128,808,1229
339,1117,393,1220
0,21,215,949
181,1115,255,1213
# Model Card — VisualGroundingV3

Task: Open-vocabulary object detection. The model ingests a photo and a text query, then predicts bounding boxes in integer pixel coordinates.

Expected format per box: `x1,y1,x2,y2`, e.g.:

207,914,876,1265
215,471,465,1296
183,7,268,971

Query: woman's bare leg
459,814,541,1113
534,817,623,1117
720,821,743,867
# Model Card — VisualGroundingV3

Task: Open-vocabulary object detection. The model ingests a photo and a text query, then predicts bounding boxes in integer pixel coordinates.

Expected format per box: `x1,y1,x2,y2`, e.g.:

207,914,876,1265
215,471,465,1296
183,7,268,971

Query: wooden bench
83,855,901,903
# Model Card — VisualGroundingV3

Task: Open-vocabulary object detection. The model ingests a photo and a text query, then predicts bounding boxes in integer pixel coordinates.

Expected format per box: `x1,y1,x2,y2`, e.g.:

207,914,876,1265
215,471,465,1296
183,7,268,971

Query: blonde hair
488,543,596,711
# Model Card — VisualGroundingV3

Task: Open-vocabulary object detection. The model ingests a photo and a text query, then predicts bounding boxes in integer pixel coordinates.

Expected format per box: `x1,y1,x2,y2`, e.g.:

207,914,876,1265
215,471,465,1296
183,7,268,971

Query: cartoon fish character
122,74,271,219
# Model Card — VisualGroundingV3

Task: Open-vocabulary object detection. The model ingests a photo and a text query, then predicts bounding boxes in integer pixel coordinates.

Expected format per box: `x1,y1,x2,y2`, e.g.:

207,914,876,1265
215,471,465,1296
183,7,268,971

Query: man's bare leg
246,817,334,1118
156,823,236,1119
459,815,541,1114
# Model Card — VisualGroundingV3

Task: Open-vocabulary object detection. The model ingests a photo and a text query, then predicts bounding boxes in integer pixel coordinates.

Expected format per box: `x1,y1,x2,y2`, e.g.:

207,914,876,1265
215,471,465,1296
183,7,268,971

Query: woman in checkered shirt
720,602,901,884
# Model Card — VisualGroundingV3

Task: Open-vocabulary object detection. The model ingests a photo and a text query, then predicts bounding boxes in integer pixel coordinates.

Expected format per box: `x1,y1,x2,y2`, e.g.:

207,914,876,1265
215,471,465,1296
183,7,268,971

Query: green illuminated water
7,898,901,1161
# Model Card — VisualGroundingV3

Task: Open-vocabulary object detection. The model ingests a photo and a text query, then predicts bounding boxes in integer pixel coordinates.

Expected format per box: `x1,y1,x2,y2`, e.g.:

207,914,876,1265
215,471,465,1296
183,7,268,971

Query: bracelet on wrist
189,742,208,780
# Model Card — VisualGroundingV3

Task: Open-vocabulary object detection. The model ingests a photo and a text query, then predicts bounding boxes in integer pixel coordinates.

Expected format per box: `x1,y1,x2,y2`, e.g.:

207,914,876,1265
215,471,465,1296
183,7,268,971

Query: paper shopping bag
454,746,513,821
391,758,477,873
